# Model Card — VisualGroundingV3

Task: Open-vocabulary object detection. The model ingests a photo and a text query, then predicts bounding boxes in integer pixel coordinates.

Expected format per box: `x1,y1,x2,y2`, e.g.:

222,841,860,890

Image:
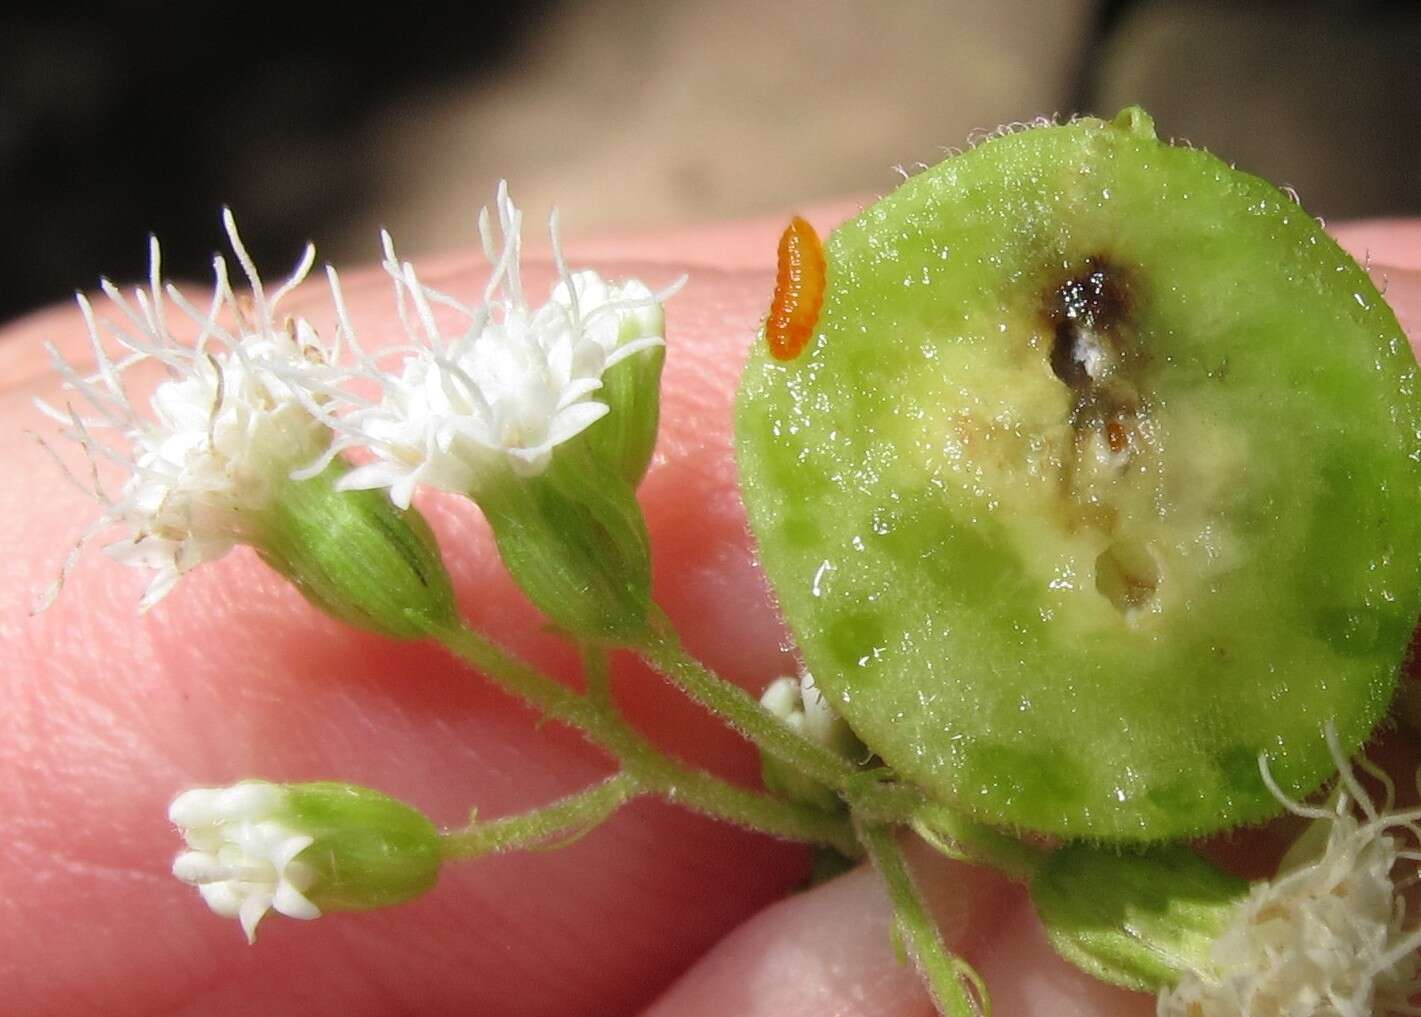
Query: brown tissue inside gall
1041,256,1162,616
1045,257,1139,417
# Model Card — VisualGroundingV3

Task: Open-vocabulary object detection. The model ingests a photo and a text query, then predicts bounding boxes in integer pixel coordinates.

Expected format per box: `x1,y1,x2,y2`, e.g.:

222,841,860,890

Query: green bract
1030,843,1246,992
479,442,654,644
587,321,666,488
284,782,443,912
257,462,459,641
736,108,1421,841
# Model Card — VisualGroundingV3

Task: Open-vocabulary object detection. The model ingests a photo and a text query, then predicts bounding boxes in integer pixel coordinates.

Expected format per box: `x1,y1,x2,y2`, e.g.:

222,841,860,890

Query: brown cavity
1041,257,1161,618
1045,256,1135,390
1041,255,1146,436
1095,539,1160,615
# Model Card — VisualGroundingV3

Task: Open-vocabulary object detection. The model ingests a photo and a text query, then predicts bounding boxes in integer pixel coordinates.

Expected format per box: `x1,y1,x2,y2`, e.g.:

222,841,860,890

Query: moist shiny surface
737,113,1421,840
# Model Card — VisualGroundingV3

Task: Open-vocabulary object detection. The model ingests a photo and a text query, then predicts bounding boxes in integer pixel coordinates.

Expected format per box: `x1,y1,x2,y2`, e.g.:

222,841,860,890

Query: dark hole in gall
1046,257,1133,391
1049,320,1090,389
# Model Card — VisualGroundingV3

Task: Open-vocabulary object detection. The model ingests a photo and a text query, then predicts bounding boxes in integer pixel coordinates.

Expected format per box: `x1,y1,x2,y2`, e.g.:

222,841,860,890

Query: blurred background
2,0,1418,325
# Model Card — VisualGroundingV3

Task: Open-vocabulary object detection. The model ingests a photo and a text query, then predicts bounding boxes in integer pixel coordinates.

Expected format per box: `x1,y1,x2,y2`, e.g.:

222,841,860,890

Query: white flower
169,781,320,944
760,671,861,757
1159,729,1421,1017
328,181,671,509
36,211,339,609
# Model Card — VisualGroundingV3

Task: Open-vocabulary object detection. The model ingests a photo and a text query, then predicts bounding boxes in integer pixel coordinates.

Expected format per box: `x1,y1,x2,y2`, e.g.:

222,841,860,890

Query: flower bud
758,671,862,812
170,780,442,943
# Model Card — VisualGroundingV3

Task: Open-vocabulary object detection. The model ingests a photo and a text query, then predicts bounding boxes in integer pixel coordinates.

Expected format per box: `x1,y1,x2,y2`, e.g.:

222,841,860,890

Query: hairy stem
638,619,857,790
861,822,988,1017
432,622,858,854
638,616,922,822
440,773,642,859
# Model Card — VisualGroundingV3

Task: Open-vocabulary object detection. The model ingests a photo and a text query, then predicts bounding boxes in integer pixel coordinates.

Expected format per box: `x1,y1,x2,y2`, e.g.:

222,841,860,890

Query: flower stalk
861,822,988,1017
638,618,923,823
431,623,860,855
439,773,643,859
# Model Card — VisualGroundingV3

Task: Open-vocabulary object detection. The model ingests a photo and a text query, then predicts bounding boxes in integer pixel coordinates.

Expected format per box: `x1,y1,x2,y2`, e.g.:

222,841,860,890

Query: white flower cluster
40,185,670,606
38,212,337,609
169,782,320,944
1159,735,1421,1017
328,181,669,509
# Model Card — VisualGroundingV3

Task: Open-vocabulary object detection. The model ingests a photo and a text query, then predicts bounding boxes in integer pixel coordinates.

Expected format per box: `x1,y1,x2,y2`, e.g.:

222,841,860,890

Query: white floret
326,181,672,508
169,781,320,944
760,670,860,756
36,213,338,609
1159,730,1421,1017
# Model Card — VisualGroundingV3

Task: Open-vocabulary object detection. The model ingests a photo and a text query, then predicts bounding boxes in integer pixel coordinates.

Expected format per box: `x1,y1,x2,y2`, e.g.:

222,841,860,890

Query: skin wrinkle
0,213,1417,1016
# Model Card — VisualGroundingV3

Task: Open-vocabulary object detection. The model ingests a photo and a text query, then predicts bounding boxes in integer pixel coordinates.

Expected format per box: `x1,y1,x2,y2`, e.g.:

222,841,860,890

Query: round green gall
735,108,1421,841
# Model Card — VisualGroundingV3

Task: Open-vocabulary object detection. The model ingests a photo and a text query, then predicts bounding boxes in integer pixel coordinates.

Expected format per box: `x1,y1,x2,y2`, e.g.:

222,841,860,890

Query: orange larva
765,215,826,362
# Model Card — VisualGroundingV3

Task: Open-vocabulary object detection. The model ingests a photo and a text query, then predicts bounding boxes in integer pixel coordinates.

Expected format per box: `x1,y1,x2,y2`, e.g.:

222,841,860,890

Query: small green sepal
588,334,665,487
911,802,1044,882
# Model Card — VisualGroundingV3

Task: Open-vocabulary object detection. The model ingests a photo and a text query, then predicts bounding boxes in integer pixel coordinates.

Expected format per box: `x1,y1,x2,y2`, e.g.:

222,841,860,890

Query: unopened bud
170,780,442,943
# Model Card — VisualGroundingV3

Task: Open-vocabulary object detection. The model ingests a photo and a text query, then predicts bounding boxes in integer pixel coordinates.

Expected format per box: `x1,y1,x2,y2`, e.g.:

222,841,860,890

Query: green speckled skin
735,111,1421,841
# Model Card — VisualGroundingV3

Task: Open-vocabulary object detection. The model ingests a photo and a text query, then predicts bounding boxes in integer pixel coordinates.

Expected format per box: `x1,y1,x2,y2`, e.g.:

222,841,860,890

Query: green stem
440,773,642,859
432,622,858,854
582,638,614,710
638,618,923,823
861,823,988,1017
638,620,861,789
646,757,858,856
573,645,862,856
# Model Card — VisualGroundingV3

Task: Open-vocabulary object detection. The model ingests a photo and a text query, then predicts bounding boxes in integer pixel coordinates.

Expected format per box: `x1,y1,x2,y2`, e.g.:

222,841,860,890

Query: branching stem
861,822,989,1017
637,618,859,790
637,615,923,823
432,622,858,855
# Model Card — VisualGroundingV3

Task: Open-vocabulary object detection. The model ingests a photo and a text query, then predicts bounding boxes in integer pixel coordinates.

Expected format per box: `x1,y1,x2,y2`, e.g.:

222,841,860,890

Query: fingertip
639,866,934,1017
1332,218,1421,272
640,845,1016,1017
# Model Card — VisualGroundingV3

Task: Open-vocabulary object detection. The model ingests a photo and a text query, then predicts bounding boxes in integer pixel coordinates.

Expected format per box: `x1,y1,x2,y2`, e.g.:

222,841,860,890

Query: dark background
3,0,1418,325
